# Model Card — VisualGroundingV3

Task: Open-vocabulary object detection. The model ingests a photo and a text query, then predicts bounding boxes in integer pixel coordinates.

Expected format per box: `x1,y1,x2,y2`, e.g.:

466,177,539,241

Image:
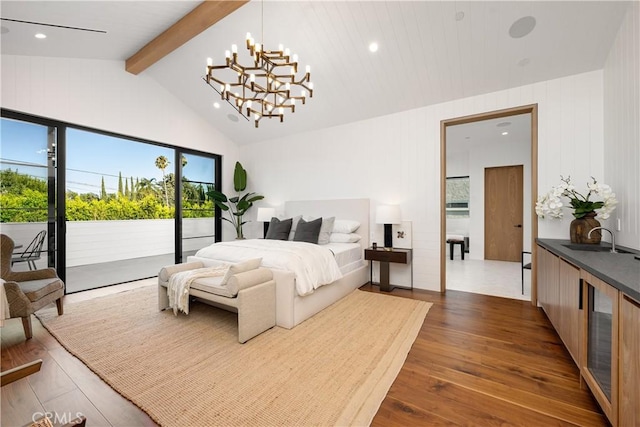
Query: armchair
1,234,64,339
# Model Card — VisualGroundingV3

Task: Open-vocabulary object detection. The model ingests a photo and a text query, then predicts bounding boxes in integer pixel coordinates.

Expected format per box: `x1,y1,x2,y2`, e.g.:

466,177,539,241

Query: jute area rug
37,286,431,427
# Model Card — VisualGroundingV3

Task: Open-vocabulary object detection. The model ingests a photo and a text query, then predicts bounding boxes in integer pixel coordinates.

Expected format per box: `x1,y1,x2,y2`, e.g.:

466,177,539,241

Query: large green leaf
234,162,247,192
208,190,228,203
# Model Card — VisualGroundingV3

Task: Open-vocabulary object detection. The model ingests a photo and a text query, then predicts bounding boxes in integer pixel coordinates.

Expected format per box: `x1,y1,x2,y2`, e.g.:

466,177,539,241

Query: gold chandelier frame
204,33,314,128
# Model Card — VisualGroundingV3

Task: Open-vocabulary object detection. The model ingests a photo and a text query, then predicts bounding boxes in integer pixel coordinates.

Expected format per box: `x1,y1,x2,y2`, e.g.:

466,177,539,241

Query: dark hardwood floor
1,283,606,427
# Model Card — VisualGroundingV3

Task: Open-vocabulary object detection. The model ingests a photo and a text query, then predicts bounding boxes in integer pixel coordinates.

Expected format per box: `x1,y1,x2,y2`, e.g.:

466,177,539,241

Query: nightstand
364,247,412,292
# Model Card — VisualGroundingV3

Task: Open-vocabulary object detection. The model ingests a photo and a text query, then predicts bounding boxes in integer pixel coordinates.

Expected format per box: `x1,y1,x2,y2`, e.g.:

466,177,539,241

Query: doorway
485,165,523,262
440,105,538,305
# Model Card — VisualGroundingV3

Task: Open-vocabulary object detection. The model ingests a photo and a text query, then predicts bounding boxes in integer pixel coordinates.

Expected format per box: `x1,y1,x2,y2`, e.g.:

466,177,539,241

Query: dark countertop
537,238,640,303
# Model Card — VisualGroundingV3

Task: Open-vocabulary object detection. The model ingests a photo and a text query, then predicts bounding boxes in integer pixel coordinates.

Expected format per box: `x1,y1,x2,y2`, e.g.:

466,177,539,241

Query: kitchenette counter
537,239,640,302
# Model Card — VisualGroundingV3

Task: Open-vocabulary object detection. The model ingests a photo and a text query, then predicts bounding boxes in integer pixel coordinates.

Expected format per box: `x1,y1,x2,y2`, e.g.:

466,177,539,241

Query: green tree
155,155,170,207
100,177,107,200
118,172,124,197
130,176,135,200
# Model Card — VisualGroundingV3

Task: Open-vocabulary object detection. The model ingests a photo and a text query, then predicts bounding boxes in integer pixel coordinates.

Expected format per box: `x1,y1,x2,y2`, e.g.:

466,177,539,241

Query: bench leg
158,284,170,311
237,281,276,343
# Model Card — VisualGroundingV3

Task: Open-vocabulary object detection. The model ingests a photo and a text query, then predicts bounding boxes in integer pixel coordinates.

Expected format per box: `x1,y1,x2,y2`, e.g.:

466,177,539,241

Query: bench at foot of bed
158,261,276,343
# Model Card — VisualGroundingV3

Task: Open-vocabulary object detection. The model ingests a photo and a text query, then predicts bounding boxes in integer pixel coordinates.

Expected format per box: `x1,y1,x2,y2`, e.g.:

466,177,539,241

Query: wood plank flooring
1,282,606,426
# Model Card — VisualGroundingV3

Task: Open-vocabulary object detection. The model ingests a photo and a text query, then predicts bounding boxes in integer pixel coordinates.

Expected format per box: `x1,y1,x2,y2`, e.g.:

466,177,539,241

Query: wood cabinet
620,294,640,426
537,242,639,426
536,245,581,365
537,246,559,327
581,271,619,427
558,259,581,365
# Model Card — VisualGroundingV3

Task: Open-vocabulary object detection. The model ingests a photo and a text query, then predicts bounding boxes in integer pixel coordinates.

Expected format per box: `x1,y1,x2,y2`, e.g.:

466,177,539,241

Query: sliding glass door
2,109,221,293
178,151,217,263
0,117,58,272
65,128,178,292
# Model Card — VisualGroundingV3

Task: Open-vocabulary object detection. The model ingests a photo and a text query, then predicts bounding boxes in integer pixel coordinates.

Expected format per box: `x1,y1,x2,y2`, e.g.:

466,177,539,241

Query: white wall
604,2,640,250
1,55,242,240
242,70,605,291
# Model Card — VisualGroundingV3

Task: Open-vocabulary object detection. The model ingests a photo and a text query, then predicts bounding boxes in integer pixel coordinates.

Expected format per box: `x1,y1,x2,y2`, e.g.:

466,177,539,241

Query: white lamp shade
375,205,401,224
256,207,276,222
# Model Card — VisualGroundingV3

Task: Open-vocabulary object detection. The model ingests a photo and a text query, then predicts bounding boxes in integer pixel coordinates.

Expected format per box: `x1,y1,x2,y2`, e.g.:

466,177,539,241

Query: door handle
514,224,522,228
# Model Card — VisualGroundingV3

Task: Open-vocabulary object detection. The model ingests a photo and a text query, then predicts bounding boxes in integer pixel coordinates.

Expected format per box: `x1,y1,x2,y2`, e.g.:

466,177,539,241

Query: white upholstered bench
158,261,276,343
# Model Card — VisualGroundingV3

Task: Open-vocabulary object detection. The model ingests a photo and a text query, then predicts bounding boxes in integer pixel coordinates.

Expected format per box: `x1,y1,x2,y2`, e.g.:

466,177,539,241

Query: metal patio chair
11,230,46,271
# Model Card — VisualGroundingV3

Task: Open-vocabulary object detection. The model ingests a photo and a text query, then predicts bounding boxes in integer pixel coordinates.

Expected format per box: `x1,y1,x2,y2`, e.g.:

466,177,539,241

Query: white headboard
284,198,370,249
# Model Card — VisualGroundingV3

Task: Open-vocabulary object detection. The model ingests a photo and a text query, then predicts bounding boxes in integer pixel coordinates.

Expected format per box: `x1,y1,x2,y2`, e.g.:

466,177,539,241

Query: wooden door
484,165,523,261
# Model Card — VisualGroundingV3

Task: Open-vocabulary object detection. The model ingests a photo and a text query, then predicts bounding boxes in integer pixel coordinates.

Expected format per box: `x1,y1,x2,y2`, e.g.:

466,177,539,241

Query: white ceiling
0,1,631,145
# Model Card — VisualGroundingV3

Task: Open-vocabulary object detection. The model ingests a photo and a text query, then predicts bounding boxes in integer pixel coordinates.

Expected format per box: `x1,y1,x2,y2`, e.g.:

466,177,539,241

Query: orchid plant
535,176,617,220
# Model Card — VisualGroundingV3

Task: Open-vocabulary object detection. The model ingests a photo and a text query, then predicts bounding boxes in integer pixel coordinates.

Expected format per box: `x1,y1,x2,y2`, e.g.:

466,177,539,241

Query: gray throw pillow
266,217,293,240
317,217,335,245
293,217,322,243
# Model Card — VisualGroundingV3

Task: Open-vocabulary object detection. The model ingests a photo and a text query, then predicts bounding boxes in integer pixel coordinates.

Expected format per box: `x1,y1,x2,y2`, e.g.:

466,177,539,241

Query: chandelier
204,32,314,128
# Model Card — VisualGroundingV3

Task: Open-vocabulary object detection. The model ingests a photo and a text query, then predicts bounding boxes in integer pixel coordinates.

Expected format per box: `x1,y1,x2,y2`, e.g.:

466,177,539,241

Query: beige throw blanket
167,266,229,315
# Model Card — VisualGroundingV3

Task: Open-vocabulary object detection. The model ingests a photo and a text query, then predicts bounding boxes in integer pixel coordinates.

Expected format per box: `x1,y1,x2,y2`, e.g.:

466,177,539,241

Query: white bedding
322,242,364,271
194,239,343,296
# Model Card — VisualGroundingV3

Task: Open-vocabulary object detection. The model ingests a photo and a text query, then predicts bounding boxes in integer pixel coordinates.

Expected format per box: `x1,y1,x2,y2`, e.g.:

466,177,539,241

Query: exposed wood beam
125,0,249,75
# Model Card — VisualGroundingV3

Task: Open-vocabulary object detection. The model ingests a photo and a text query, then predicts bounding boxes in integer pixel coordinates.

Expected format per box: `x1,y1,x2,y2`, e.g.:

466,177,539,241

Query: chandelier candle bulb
285,48,290,56
278,43,283,51
231,44,238,54
225,50,230,59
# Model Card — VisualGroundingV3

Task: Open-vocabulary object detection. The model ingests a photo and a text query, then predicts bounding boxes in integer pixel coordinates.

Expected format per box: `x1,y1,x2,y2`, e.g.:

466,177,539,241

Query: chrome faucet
588,227,617,253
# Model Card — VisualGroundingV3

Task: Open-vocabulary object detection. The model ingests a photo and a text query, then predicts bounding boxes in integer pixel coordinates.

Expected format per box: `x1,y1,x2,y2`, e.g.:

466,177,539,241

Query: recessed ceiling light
227,114,239,122
455,11,465,21
369,42,378,53
1,26,9,34
213,102,220,109
518,58,531,67
35,33,47,39
509,16,536,38
501,131,509,136
496,121,511,127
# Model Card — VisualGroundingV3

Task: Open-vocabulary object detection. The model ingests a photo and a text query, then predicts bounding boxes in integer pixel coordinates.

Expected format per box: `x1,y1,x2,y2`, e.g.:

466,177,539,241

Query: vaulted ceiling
0,1,631,145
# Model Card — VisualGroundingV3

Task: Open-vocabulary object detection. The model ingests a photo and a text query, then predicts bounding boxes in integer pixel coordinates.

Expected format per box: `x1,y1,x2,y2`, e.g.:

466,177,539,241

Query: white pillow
317,217,335,244
329,233,361,243
332,219,360,234
221,258,262,285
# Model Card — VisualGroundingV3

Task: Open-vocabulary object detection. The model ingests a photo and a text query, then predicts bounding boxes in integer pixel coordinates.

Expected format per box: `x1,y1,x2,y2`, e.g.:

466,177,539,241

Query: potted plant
536,176,617,244
208,162,264,239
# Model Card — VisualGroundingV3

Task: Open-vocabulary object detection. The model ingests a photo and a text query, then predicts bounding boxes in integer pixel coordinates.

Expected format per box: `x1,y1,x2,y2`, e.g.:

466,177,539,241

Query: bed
188,198,370,329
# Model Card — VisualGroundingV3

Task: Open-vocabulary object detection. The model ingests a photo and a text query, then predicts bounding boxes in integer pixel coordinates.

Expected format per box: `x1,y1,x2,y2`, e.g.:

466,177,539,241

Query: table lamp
375,205,401,249
256,207,276,238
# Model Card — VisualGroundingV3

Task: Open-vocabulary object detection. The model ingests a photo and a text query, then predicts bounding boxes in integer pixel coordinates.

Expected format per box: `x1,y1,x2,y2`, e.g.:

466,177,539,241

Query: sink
562,244,632,254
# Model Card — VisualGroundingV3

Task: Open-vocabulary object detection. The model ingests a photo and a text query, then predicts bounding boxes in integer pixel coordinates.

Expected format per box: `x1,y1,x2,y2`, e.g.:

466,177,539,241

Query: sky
0,118,215,195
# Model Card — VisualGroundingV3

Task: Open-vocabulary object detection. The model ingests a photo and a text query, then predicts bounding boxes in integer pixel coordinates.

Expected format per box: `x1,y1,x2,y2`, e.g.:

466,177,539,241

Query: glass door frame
2,108,222,289
174,148,221,264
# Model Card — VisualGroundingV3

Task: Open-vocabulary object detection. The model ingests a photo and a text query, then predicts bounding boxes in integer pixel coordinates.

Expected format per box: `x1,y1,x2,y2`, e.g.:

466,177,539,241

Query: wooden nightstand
364,247,412,292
